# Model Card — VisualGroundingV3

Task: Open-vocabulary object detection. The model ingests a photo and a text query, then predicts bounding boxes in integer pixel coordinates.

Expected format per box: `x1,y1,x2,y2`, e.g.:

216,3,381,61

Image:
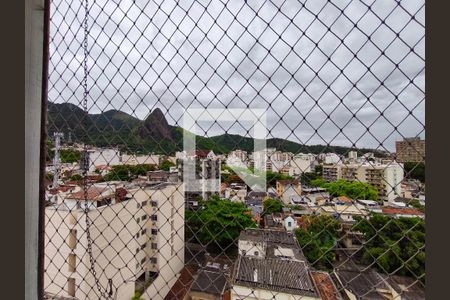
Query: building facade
44,182,185,300
395,137,425,163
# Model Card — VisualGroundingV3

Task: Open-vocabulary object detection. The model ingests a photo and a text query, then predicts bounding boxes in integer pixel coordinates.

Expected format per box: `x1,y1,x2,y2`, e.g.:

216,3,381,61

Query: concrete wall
230,285,320,300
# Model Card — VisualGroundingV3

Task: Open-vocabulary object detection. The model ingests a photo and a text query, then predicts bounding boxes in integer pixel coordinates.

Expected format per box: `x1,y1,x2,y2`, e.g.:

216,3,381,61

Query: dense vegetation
295,215,340,270
263,198,284,216
311,179,379,200
404,162,425,183
48,102,386,156
159,159,175,171
353,214,425,282
185,196,257,248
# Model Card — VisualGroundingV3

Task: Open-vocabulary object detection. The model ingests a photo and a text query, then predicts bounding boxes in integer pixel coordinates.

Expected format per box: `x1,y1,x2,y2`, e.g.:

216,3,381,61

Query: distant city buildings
322,162,404,203
396,137,425,163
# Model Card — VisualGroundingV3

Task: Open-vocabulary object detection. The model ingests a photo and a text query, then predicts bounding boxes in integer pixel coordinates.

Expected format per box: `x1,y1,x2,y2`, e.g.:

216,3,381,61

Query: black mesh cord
44,1,425,300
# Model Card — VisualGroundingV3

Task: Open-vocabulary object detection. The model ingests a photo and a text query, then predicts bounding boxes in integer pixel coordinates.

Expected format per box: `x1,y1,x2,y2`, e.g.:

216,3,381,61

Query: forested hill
47,102,387,156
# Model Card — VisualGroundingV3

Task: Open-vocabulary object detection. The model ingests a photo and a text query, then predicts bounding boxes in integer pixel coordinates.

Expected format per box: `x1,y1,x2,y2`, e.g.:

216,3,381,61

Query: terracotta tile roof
95,165,112,170
66,186,112,201
48,185,77,195
311,271,342,300
336,196,352,203
382,207,424,216
164,265,198,300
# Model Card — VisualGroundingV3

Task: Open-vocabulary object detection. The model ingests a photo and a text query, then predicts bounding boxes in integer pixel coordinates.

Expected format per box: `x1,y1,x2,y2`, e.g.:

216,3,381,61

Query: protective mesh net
44,0,425,299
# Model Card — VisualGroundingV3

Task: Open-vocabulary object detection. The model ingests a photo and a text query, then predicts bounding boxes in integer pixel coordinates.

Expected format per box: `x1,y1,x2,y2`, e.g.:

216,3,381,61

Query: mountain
47,102,386,156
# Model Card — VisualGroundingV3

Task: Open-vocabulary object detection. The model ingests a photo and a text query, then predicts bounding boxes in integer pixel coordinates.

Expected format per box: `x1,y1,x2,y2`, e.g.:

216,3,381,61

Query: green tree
263,198,284,216
312,179,379,200
404,162,425,183
104,165,131,181
295,215,340,270
60,149,81,163
160,160,175,171
70,174,83,181
185,195,257,248
266,171,293,187
352,214,425,281
129,164,156,176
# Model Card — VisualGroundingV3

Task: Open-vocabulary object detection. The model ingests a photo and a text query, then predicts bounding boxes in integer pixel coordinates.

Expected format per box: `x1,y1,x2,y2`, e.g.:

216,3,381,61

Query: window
68,229,77,249
151,215,157,221
141,257,146,264
141,229,147,235
151,243,157,249
67,278,75,297
150,257,157,264
288,222,292,227
141,215,148,221
136,232,140,238
68,254,76,272
151,229,158,235
142,200,147,207
254,251,259,256
151,201,158,207
137,203,141,209
136,248,139,254
141,243,147,250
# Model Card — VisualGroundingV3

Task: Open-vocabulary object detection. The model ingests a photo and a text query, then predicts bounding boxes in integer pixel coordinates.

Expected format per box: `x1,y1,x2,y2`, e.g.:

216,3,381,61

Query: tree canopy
404,162,425,183
353,214,425,281
185,195,257,248
263,198,284,216
295,215,340,270
311,179,379,200
160,159,175,171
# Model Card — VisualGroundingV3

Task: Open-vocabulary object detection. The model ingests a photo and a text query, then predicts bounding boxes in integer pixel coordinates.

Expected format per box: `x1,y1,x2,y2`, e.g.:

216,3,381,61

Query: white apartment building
253,148,294,173
322,162,404,202
320,153,342,164
121,154,160,166
44,182,185,300
84,148,122,172
289,153,315,176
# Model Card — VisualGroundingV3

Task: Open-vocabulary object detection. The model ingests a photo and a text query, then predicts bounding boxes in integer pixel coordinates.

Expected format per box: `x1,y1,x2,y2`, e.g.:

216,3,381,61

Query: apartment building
322,162,404,202
178,151,221,205
322,164,341,182
44,182,185,300
121,154,160,166
395,137,425,163
289,153,315,176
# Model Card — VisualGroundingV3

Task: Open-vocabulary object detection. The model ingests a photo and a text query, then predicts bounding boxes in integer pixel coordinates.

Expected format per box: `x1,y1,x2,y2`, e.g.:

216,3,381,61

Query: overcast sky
49,0,424,152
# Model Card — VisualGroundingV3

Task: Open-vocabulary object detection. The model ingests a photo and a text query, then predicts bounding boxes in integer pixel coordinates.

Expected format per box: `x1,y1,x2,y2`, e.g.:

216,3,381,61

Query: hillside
47,102,386,156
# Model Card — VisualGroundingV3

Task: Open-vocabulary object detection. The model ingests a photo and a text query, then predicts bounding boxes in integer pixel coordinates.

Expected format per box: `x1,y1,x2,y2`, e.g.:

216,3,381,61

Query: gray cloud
49,0,425,152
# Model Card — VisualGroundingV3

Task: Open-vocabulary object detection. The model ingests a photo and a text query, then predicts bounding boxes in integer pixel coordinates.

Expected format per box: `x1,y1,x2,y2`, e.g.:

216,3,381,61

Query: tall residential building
396,137,425,163
178,151,221,206
322,162,404,202
289,153,315,176
44,182,185,300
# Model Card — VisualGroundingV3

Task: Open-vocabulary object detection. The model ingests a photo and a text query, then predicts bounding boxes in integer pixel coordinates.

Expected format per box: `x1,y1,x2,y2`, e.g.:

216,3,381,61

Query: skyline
49,0,425,154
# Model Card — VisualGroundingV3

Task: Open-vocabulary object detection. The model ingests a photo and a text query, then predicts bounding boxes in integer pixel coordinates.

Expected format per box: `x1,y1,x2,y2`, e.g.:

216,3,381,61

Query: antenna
53,132,64,188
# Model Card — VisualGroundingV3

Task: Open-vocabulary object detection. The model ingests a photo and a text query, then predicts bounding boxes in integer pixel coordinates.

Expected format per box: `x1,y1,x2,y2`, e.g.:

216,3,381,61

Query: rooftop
65,186,113,201
382,207,424,216
190,268,228,296
310,271,342,300
233,256,318,297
